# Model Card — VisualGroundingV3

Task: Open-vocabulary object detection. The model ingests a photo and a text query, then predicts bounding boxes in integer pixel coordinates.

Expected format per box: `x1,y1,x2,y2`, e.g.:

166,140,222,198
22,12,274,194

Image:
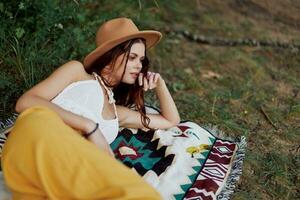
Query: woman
1,17,179,199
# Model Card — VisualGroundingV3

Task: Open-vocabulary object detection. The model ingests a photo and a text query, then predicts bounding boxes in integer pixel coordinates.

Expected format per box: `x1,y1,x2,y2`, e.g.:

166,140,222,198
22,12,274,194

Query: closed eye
129,56,144,63
130,53,145,61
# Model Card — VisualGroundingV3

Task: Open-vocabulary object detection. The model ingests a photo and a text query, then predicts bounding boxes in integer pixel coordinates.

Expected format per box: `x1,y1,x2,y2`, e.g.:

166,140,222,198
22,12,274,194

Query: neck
98,66,122,89
100,73,118,89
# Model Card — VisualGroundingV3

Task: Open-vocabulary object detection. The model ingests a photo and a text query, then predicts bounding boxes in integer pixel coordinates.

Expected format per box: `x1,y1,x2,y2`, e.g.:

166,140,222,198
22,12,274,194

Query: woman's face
112,42,146,85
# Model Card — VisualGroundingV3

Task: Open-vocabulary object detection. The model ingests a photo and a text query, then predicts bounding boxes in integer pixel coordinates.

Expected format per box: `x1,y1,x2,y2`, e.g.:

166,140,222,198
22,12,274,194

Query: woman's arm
17,95,95,134
117,72,180,130
15,60,115,156
15,60,95,134
153,77,180,125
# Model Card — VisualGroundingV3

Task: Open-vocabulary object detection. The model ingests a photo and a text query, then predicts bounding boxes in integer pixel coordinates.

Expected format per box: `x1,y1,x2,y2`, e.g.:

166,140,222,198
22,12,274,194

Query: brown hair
86,38,151,129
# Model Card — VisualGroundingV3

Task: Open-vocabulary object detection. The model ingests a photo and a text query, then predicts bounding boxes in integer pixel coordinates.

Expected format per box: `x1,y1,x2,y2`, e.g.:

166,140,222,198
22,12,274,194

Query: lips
130,72,139,78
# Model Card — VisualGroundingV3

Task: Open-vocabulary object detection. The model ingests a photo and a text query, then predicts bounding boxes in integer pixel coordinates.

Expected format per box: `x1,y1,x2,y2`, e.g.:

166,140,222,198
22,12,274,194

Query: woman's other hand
85,122,115,157
138,72,164,91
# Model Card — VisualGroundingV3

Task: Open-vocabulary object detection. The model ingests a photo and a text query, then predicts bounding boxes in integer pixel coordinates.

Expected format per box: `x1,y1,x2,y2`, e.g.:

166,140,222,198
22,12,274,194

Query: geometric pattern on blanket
110,121,245,200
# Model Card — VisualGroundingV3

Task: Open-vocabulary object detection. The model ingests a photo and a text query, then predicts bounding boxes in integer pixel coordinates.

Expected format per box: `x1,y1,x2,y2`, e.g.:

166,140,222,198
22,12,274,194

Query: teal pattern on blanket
110,133,161,170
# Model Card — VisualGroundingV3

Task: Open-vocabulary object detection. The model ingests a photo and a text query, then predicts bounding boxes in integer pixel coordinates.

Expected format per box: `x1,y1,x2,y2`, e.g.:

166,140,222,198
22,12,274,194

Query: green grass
1,0,299,199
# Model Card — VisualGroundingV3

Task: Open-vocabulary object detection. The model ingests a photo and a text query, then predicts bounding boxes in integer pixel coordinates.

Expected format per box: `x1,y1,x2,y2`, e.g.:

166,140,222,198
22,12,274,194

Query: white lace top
51,74,119,144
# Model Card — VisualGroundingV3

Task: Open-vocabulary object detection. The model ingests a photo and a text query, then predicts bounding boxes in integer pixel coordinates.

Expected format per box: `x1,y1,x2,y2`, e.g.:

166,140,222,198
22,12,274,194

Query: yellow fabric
1,106,161,200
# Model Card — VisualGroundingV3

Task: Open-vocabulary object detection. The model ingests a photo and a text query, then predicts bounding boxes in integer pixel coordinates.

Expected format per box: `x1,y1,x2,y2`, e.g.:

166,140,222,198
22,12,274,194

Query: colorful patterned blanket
111,118,246,200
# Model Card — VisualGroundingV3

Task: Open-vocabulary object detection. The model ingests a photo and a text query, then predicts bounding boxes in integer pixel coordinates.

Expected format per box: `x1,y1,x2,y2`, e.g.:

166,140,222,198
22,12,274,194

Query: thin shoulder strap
92,72,118,119
112,100,118,119
92,72,98,80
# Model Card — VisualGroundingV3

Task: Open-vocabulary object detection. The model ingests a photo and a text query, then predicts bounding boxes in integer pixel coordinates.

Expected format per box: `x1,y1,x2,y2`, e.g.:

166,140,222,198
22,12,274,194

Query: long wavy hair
85,38,151,129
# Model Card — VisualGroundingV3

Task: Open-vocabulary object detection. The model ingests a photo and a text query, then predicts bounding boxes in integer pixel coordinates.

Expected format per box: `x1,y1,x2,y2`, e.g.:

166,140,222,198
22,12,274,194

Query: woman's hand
87,130,115,157
85,122,114,157
138,71,164,91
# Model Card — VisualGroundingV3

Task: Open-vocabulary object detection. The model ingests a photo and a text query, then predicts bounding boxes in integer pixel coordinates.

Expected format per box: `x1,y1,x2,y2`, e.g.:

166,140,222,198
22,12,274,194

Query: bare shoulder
15,60,94,112
56,60,89,81
51,60,95,82
19,60,90,100
70,60,95,81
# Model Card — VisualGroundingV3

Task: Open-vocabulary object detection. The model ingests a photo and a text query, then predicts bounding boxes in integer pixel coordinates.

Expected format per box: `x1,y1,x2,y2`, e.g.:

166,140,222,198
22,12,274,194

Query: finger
138,73,143,86
147,71,152,79
149,73,154,89
154,73,160,83
152,72,157,83
143,77,149,91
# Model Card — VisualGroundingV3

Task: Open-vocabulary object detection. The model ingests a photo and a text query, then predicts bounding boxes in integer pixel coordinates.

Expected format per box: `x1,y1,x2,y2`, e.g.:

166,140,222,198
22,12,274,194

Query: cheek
124,62,134,74
118,65,131,81
117,62,127,76
126,60,135,68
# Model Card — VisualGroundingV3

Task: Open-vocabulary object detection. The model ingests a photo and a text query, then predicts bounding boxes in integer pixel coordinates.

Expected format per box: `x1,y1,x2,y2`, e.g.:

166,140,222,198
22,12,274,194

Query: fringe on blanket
0,113,18,135
202,124,247,200
217,136,246,200
0,114,18,154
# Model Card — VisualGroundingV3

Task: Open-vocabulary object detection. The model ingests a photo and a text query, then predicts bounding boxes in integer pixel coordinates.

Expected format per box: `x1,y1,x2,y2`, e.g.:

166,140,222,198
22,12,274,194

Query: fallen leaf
201,70,221,79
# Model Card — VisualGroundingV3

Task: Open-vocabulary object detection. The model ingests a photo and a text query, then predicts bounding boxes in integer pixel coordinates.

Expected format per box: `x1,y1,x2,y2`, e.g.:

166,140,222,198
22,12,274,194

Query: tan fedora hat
83,17,162,69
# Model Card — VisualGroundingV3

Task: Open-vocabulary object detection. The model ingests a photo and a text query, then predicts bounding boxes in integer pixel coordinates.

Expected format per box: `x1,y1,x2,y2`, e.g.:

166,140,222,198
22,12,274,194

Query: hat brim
83,30,162,69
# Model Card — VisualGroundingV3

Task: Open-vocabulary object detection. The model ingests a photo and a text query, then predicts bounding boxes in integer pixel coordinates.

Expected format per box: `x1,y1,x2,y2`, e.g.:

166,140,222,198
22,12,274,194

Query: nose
135,60,143,70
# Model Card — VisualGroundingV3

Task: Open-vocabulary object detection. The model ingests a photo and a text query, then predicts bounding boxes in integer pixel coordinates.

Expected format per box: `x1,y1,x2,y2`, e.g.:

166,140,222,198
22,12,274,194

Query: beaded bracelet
84,123,99,138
